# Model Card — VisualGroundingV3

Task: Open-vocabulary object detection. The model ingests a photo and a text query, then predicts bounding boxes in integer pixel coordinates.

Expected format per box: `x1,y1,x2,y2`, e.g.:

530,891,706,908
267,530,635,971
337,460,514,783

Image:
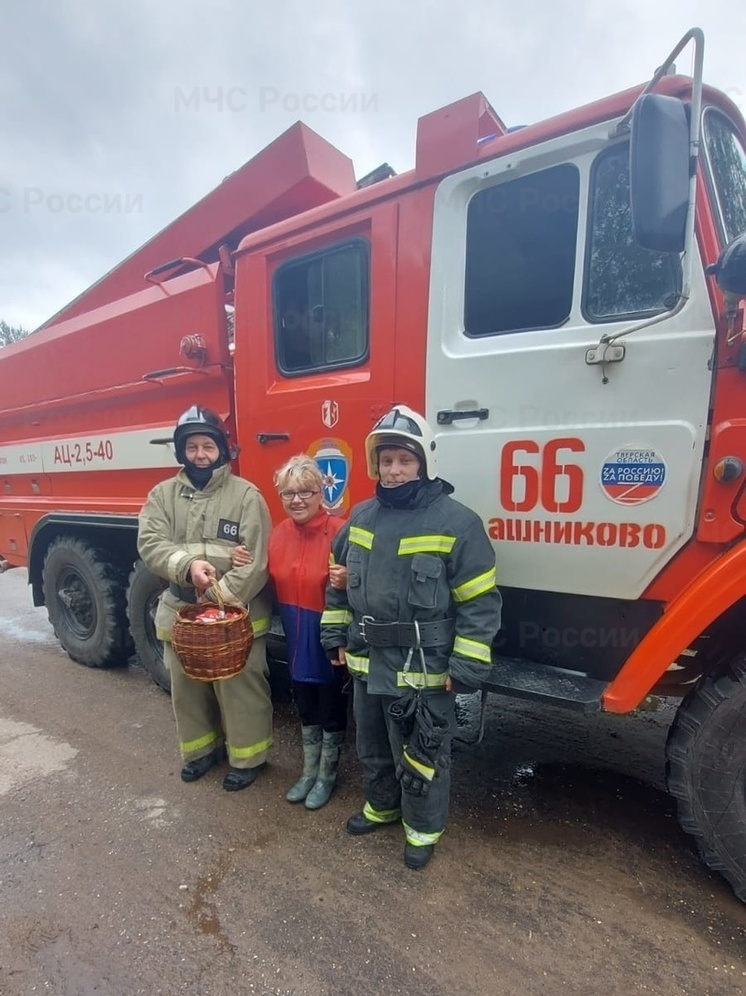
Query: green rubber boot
286,726,323,803
305,731,345,810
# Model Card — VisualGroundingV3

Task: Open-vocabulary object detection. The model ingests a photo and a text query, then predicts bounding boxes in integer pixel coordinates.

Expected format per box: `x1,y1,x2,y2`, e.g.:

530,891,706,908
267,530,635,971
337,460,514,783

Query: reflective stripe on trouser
165,636,273,768
352,677,454,842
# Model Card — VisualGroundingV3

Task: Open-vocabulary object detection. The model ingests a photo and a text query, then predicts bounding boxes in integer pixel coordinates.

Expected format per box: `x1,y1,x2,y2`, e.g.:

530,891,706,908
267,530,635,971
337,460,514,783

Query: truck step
483,655,607,713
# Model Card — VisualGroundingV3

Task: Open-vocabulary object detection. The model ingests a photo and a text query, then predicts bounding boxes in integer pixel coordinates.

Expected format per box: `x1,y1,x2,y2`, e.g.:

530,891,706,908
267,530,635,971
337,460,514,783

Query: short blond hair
273,454,324,493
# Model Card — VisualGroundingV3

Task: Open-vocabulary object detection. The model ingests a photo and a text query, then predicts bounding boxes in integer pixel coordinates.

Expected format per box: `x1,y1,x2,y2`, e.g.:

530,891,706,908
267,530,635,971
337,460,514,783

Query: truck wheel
127,559,170,692
42,537,132,668
666,654,746,901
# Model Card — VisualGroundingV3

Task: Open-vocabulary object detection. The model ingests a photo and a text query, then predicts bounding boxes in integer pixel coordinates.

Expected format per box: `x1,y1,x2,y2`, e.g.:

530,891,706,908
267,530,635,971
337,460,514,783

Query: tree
0,320,30,348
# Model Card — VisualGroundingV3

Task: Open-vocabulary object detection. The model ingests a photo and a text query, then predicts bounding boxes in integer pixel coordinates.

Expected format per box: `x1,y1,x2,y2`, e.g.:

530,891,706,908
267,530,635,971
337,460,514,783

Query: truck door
426,126,715,603
233,209,398,519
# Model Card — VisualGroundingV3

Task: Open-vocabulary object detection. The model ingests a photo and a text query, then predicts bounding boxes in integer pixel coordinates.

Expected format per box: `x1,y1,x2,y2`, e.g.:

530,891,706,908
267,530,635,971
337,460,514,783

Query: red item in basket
193,606,243,623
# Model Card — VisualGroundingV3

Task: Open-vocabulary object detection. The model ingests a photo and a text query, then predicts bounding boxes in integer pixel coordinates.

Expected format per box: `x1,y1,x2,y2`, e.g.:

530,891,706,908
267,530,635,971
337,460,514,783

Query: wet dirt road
1,567,745,996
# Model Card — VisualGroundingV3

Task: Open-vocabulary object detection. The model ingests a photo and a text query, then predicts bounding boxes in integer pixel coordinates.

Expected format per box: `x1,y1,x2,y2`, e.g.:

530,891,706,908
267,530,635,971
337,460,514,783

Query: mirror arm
600,290,690,348
681,29,705,311
609,27,705,139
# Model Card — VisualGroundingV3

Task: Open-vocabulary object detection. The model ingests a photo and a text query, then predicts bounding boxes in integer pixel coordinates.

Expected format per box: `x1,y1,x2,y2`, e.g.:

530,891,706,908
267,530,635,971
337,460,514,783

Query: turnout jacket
268,510,345,684
137,464,272,641
320,479,502,695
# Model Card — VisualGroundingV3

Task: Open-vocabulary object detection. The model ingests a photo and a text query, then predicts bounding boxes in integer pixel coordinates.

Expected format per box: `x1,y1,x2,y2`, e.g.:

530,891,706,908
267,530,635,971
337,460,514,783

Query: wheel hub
57,574,96,637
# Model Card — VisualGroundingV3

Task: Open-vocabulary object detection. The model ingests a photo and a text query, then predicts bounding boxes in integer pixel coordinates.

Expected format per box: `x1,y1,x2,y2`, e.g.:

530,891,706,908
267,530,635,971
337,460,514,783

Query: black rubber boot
404,843,435,870
223,762,266,792
346,811,396,835
180,748,222,783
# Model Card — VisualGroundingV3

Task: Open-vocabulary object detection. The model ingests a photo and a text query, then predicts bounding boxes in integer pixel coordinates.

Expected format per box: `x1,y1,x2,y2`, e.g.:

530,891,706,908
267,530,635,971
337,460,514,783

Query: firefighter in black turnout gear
321,406,502,869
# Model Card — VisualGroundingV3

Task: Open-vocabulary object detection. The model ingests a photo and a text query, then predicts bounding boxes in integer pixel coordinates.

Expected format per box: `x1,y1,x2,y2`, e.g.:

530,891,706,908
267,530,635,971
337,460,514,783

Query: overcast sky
2,0,744,332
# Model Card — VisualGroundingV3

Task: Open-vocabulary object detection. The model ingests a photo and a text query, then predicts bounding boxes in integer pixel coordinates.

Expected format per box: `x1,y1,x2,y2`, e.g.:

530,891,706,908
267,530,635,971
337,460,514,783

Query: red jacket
268,510,344,683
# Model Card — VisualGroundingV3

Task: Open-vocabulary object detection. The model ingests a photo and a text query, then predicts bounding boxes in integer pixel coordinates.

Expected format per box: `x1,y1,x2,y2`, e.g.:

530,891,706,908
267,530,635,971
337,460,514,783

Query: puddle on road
453,697,681,848
497,760,679,845
454,747,681,852
185,852,237,955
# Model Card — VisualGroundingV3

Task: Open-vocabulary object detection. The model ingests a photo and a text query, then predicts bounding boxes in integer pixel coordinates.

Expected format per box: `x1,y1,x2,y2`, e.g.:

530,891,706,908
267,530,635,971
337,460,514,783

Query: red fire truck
1,29,745,900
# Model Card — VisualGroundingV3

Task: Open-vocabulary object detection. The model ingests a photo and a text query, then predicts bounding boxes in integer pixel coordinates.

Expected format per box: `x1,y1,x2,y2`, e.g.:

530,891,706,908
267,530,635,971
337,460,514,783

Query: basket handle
209,578,226,618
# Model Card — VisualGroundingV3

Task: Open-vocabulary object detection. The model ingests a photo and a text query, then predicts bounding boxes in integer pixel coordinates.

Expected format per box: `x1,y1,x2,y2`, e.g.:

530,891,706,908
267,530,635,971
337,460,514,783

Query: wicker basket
171,579,253,682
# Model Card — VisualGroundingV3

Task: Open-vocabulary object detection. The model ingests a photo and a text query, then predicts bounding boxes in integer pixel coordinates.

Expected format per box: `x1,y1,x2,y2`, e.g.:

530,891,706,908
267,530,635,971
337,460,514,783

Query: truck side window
702,109,746,245
273,240,369,375
584,144,681,321
464,163,579,336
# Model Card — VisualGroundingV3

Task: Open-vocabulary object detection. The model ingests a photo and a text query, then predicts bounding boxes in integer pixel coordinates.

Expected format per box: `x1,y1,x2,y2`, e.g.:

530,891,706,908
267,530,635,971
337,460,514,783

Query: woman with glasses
236,454,348,809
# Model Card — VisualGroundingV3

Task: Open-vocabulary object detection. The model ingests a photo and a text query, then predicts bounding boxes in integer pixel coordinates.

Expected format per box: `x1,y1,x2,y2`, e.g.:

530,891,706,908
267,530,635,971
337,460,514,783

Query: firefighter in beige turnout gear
137,406,273,790
321,406,502,869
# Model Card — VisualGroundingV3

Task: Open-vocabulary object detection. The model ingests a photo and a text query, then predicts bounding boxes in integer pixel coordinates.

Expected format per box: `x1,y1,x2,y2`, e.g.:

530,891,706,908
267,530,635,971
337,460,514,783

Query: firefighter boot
286,726,323,803
180,746,224,783
404,842,435,870
305,730,345,810
346,806,401,834
223,762,266,791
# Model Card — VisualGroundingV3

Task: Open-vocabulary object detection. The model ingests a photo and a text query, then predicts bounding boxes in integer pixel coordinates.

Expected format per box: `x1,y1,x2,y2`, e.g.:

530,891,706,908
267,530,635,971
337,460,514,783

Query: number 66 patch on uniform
217,519,240,541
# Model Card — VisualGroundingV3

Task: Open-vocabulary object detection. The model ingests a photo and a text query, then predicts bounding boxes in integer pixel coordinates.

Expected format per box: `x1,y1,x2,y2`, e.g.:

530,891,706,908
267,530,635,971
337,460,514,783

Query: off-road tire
42,537,132,668
666,654,746,902
127,559,170,692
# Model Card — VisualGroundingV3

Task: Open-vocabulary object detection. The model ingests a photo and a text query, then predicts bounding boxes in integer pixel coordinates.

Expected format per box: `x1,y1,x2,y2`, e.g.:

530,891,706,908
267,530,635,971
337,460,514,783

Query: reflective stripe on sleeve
167,550,189,576
345,652,369,676
397,535,456,556
321,608,353,625
174,543,212,561
451,567,497,603
453,635,492,663
349,526,374,550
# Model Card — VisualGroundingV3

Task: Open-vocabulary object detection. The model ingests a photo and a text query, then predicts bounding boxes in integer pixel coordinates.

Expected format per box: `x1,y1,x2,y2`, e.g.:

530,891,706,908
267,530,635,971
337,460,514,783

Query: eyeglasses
279,489,320,501
374,408,423,436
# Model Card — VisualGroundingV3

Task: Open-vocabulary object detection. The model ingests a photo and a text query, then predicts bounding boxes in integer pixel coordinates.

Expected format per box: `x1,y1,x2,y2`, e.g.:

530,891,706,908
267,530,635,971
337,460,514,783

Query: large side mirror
706,233,746,297
629,93,690,253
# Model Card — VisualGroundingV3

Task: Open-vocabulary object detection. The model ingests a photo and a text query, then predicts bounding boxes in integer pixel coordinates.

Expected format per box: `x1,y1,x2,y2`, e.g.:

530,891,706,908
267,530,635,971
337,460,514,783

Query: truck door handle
256,432,290,444
436,408,489,425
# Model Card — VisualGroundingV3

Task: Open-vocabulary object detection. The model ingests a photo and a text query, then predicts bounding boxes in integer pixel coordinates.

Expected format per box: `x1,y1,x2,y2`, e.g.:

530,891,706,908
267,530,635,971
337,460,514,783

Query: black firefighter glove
387,690,418,740
394,695,450,797
396,745,438,797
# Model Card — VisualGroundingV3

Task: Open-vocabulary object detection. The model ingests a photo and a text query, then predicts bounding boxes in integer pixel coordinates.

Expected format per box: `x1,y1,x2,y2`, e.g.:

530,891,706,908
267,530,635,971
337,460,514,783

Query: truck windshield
702,109,746,244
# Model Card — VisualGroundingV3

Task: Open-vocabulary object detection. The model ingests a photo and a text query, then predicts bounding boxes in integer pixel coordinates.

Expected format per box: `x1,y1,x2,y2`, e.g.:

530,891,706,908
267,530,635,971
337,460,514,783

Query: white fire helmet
365,405,437,480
